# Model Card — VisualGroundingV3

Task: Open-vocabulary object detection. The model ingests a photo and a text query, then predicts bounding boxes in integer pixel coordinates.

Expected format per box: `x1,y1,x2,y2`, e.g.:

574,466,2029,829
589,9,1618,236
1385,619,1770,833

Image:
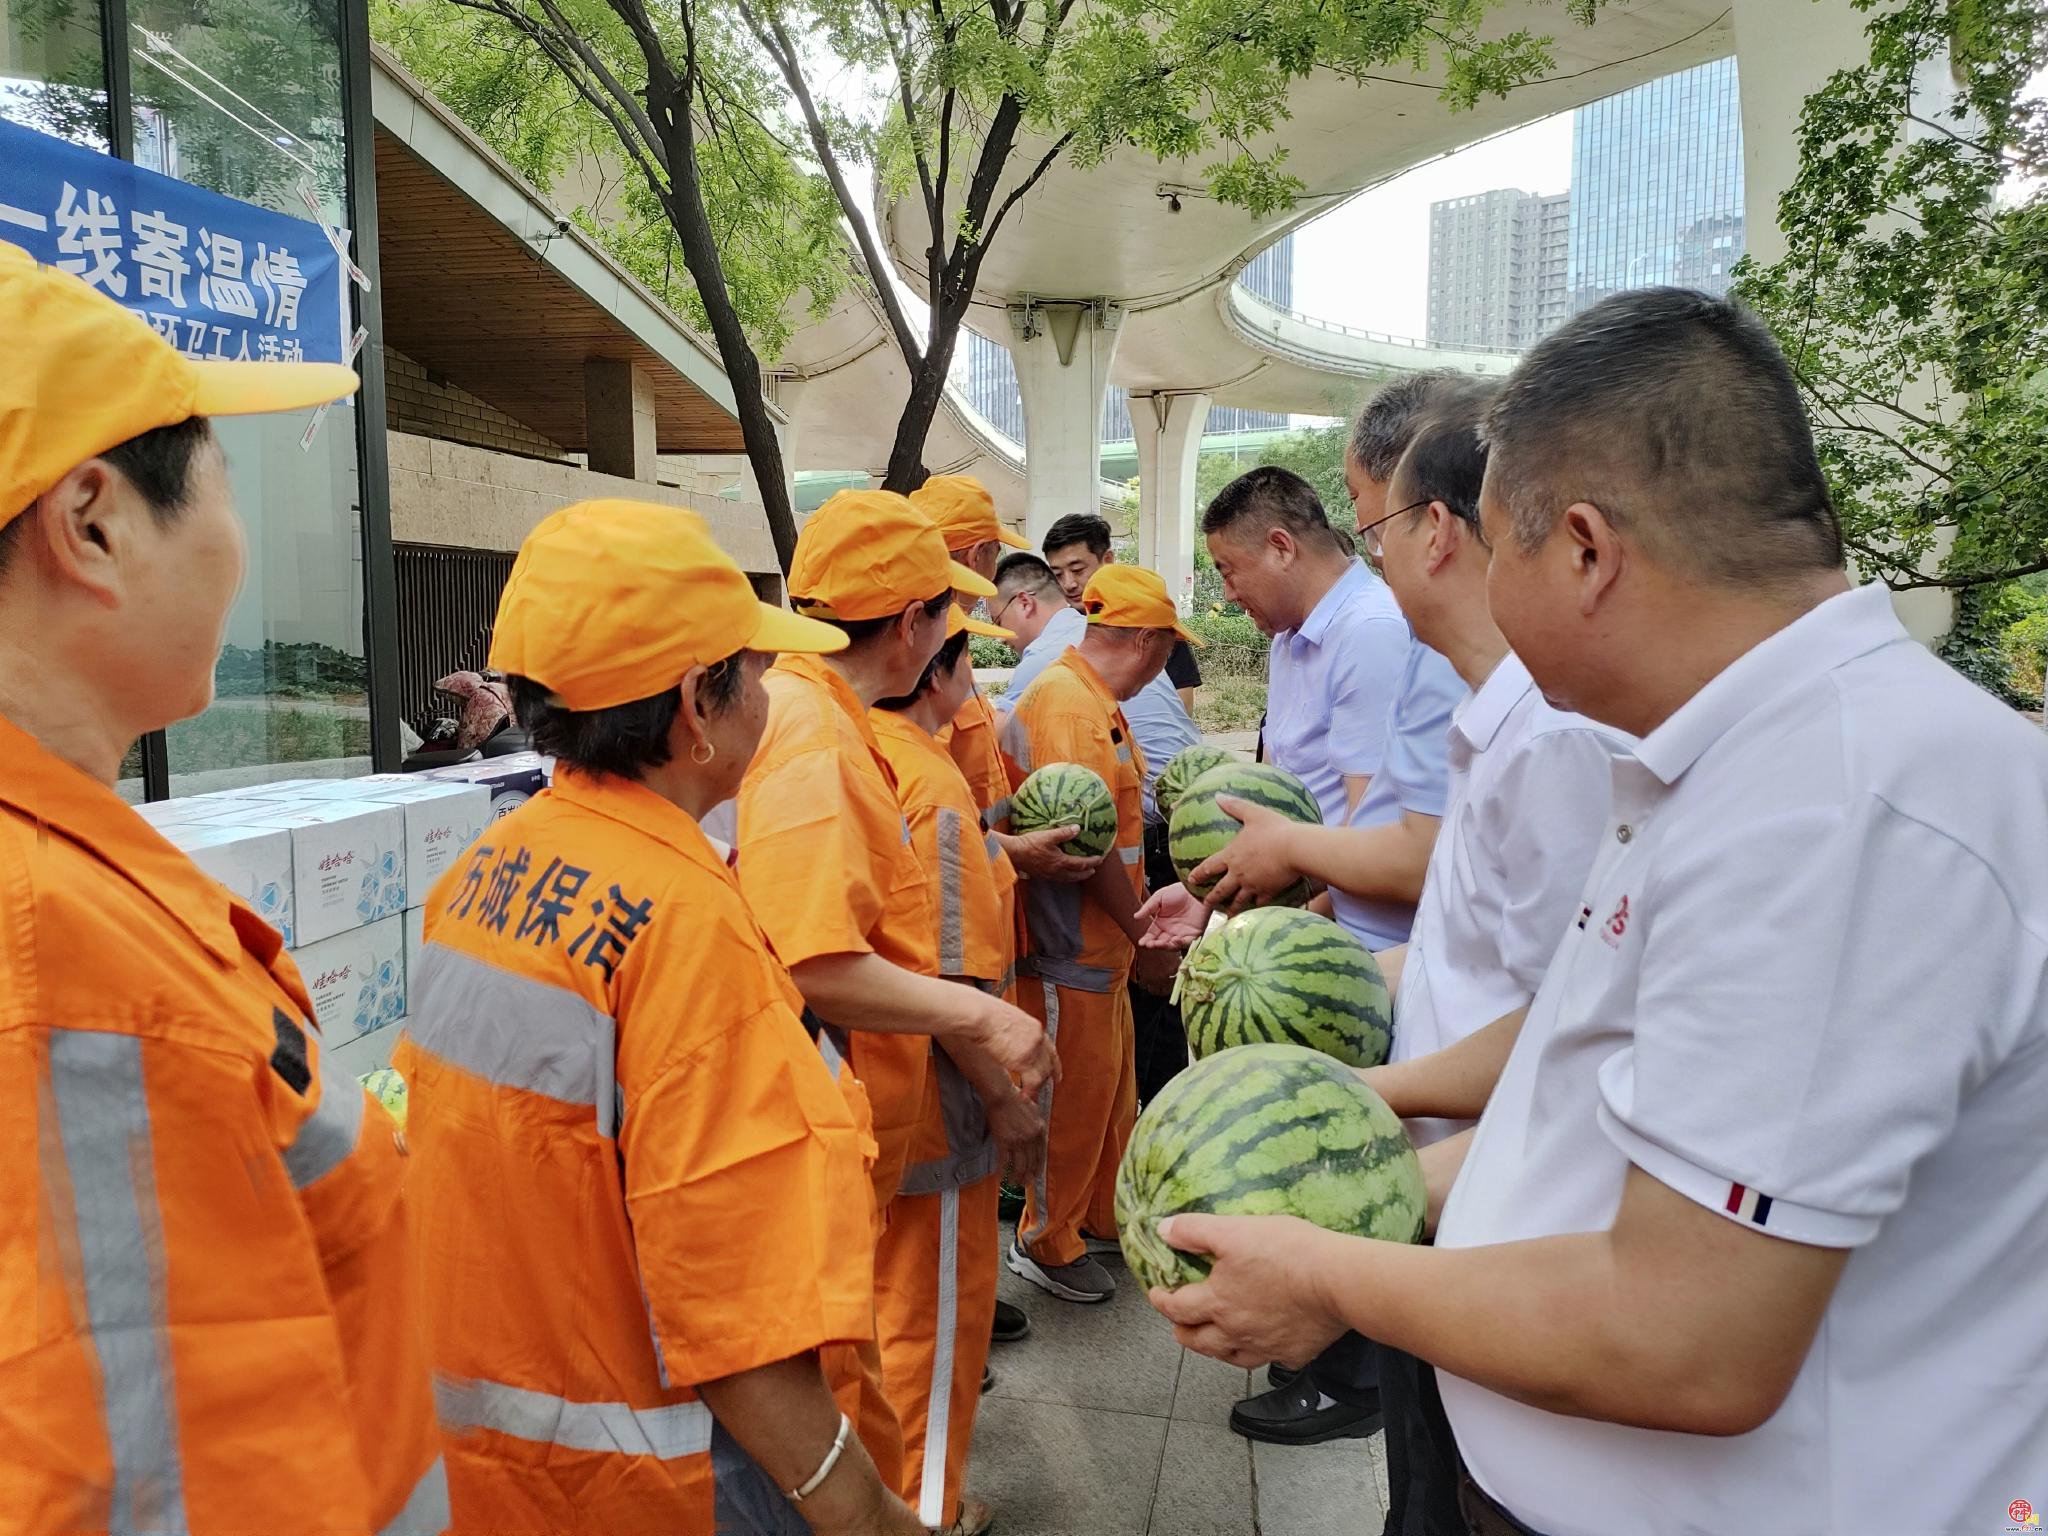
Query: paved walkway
968,1225,1387,1536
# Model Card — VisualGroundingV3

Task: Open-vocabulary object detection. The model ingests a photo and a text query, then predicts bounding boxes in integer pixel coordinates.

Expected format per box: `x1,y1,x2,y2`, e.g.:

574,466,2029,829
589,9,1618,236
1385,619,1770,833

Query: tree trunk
653,107,800,570
879,288,975,494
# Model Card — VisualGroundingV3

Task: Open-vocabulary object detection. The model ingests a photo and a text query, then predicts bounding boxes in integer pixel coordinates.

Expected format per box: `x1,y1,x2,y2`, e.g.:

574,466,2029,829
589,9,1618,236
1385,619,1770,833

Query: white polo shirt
1436,583,2048,1536
1393,652,1628,1147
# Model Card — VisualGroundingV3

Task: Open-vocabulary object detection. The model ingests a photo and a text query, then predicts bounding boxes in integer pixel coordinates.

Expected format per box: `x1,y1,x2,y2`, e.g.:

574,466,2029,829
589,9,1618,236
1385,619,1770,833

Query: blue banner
0,117,344,365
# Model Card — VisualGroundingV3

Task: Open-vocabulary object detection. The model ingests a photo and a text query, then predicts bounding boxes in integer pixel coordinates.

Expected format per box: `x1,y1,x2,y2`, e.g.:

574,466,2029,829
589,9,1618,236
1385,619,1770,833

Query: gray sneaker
1007,1240,1116,1303
1080,1230,1123,1260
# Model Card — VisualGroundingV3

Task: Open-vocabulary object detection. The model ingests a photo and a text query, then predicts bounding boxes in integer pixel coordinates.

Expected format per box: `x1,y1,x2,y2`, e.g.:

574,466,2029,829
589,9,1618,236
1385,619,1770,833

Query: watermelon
1181,908,1391,1068
1115,1043,1424,1292
1011,761,1118,858
360,1067,409,1129
1167,762,1321,903
1155,744,1234,820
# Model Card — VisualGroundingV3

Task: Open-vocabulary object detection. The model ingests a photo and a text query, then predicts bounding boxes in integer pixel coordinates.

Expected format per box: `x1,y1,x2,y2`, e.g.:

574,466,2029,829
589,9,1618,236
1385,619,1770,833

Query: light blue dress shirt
1327,639,1467,950
1000,605,1201,822
1264,559,1412,827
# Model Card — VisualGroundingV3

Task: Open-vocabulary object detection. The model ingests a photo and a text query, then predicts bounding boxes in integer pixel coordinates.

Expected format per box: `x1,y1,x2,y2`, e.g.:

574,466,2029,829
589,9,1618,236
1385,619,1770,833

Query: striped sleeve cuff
1596,1103,1880,1249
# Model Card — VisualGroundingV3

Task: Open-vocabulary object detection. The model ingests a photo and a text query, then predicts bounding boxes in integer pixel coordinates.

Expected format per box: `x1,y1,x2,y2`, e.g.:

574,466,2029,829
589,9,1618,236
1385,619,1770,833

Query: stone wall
386,431,779,574
384,348,570,462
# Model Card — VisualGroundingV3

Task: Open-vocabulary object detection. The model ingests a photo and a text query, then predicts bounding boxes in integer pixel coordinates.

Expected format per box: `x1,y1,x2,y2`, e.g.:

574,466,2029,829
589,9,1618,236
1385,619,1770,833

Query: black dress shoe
1266,1362,1299,1391
1228,1376,1382,1445
991,1299,1030,1343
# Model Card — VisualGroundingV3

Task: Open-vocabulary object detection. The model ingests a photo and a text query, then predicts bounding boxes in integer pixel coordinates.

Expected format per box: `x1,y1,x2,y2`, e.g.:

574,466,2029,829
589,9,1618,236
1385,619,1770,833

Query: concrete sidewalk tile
1146,1419,1254,1536
993,1264,1182,1417
966,1396,1169,1536
1170,1349,1254,1424
1252,1435,1384,1536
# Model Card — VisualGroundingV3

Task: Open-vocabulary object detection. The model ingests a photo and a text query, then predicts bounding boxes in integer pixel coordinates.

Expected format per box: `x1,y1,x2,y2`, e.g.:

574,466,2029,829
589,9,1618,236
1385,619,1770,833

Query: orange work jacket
395,767,876,1534
998,648,1147,993
738,654,940,1206
940,688,1013,824
871,709,1023,1194
0,714,445,1536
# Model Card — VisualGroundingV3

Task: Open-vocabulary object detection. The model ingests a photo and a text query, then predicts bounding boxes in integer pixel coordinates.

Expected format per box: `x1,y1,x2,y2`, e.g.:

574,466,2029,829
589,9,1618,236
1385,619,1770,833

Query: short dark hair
1482,287,1843,585
0,415,216,575
1389,415,1490,538
815,589,952,646
995,551,1060,601
1200,465,1348,553
508,656,745,779
1042,513,1112,559
1350,373,1497,483
876,630,971,711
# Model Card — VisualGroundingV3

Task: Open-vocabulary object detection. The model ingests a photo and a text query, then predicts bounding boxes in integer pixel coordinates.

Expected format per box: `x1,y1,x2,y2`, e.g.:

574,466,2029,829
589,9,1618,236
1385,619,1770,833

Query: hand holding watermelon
1146,1212,1355,1371
1189,796,1316,913
998,822,1102,882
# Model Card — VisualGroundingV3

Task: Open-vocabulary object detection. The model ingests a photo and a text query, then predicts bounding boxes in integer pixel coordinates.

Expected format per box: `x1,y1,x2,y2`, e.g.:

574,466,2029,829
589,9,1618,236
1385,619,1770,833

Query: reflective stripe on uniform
981,797,1012,832
935,808,968,975
1020,983,1060,1252
435,1374,713,1461
377,1457,451,1536
983,831,1002,861
1118,845,1143,866
916,1187,962,1527
47,1029,189,1536
282,1045,367,1189
1018,954,1117,994
408,944,621,1137
816,1024,849,1079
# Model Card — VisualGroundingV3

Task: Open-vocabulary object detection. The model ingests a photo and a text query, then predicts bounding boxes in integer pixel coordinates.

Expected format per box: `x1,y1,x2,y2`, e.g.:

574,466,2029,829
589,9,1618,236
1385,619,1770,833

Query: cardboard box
168,823,296,946
290,916,406,1046
404,906,424,992
265,778,490,903
232,801,408,943
415,753,551,822
326,1020,402,1079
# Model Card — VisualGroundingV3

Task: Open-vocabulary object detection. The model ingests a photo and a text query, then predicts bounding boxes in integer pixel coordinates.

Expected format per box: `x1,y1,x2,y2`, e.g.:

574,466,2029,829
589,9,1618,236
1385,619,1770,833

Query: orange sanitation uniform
999,651,1147,1268
869,707,1020,1528
737,651,947,1491
941,687,1013,826
0,716,446,1536
395,768,877,1534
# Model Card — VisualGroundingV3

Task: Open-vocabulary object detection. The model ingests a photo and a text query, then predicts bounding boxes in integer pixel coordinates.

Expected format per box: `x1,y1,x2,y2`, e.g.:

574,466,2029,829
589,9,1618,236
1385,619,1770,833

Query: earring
690,741,715,765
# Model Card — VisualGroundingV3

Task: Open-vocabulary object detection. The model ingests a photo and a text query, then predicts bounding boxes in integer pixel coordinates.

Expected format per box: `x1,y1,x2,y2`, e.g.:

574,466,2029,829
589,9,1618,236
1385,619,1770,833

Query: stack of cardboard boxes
139,753,552,1075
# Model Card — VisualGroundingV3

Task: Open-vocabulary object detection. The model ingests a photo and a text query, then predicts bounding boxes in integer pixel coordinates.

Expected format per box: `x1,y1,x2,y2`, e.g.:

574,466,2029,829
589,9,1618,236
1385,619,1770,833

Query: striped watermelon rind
1167,763,1322,904
1155,744,1234,820
1011,762,1118,859
1181,908,1391,1068
1115,1043,1424,1293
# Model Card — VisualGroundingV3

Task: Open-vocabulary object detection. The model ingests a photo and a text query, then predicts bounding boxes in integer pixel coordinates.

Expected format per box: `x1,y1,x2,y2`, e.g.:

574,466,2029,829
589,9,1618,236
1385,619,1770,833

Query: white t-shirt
1436,584,2048,1536
1393,652,1627,1147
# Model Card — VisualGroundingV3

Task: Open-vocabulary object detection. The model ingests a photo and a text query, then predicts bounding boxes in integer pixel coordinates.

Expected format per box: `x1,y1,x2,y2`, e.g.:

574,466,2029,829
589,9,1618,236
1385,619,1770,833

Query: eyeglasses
1357,499,1429,561
989,581,1055,628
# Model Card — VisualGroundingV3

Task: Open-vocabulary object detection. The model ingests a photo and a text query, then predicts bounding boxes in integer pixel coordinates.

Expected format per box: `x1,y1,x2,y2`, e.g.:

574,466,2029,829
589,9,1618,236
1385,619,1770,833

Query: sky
1289,108,1573,341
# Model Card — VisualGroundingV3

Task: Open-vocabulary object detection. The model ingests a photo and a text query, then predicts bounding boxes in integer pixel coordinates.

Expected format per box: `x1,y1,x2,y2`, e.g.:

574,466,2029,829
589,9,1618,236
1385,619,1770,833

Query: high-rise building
1426,188,1569,351
1569,56,1744,314
955,235,1296,447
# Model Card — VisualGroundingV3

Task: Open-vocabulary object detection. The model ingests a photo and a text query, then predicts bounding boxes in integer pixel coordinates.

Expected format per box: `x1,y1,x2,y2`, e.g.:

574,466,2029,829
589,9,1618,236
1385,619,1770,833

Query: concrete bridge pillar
1131,391,1211,611
1009,300,1123,545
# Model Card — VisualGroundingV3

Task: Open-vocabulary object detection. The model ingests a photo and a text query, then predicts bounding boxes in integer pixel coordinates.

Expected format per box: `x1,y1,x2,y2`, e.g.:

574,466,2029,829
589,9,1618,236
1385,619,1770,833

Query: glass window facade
3,0,383,797
1568,56,1745,316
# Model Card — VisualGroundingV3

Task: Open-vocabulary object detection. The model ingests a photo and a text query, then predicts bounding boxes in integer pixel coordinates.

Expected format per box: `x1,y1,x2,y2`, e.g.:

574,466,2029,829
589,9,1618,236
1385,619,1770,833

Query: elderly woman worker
396,499,923,1536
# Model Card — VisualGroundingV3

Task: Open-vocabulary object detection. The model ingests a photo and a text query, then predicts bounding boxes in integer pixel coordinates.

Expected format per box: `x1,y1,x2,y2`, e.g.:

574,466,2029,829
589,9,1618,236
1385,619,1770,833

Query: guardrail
1229,284,1524,360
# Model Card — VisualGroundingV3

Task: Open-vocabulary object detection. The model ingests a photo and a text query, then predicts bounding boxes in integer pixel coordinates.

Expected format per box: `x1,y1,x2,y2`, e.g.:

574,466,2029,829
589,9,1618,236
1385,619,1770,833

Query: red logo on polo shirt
2007,1497,2039,1529
1599,894,1631,949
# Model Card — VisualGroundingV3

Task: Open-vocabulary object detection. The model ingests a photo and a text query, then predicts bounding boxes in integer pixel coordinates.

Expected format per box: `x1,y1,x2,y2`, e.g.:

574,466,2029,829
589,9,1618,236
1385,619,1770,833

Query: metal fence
393,543,516,733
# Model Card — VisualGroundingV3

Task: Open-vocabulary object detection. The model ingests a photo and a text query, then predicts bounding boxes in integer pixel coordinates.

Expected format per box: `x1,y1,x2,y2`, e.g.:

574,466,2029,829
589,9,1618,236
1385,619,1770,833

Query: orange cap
789,489,997,621
490,499,847,710
1081,564,1204,646
0,240,359,526
948,604,1014,642
910,475,1029,553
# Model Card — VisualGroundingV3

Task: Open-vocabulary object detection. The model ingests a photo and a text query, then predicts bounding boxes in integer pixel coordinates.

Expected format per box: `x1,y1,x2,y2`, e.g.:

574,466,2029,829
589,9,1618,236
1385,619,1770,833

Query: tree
378,0,1603,569
1733,0,2047,621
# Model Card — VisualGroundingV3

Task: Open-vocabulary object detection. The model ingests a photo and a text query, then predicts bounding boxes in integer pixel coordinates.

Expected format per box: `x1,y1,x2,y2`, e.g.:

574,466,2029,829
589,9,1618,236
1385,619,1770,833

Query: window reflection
0,0,111,149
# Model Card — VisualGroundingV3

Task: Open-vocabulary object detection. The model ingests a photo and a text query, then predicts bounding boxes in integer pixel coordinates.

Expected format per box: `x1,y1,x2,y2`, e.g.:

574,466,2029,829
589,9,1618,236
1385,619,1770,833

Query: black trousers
1304,1328,1379,1408
1375,1341,1465,1536
1133,820,1189,1104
